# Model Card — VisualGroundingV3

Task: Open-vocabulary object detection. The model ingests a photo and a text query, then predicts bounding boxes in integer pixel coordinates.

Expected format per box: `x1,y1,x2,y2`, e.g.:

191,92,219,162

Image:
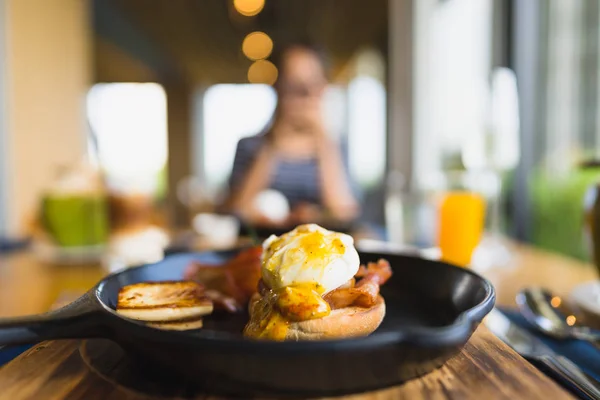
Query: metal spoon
516,287,600,342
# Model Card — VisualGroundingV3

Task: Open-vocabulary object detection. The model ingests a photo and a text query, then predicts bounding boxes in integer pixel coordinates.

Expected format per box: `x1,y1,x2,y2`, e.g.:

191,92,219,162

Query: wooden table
475,240,597,307
0,239,597,399
0,327,571,400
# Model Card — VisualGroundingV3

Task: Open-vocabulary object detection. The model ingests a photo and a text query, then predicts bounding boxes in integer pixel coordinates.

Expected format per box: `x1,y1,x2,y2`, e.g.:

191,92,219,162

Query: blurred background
0,0,598,267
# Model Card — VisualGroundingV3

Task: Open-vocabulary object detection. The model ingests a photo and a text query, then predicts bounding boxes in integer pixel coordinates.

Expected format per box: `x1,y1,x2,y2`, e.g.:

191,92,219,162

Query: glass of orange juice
437,172,486,267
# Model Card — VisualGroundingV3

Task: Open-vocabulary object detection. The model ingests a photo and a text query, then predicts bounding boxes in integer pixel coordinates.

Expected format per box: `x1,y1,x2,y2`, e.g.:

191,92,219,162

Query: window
414,0,493,186
348,76,386,189
86,83,168,195
202,84,277,194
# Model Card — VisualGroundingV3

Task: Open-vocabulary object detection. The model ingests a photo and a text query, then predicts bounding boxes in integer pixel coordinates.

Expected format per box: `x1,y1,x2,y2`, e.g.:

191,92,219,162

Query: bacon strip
337,277,356,290
223,246,263,302
183,246,262,312
204,290,241,313
324,259,392,309
354,259,392,283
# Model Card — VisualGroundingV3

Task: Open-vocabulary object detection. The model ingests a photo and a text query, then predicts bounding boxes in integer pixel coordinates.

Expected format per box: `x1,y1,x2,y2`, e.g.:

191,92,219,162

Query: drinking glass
437,171,486,267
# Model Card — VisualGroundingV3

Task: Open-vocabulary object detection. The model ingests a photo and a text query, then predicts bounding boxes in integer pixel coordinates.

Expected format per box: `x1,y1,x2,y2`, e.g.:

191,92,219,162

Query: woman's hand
289,202,323,224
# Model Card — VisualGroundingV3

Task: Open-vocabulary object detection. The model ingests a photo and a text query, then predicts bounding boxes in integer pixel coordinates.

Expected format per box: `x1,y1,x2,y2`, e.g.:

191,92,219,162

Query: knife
485,308,600,400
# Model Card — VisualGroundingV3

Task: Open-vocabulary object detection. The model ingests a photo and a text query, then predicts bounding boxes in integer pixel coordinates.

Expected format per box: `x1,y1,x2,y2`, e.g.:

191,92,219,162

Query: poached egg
244,224,361,340
261,224,360,293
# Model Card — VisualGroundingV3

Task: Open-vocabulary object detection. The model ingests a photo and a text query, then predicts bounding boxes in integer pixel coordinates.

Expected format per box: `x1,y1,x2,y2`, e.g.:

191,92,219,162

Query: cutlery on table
485,308,600,400
517,287,600,343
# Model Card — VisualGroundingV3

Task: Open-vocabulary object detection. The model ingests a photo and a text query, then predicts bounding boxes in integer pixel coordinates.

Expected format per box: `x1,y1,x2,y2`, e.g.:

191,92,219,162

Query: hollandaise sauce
262,230,347,291
264,230,345,267
243,283,330,340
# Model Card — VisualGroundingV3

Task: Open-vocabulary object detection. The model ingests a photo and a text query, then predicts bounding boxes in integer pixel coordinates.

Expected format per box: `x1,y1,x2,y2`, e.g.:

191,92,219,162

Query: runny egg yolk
261,227,354,293
296,230,345,260
243,282,331,340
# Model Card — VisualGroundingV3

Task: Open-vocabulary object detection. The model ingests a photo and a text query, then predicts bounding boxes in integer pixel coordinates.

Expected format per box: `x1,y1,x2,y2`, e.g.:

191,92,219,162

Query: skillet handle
0,293,104,345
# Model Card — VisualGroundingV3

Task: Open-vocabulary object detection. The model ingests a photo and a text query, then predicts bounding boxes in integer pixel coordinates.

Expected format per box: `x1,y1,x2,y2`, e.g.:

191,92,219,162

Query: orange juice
438,192,486,267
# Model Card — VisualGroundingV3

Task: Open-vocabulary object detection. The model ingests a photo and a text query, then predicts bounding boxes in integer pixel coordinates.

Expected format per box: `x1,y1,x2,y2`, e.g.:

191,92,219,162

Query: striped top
229,134,357,208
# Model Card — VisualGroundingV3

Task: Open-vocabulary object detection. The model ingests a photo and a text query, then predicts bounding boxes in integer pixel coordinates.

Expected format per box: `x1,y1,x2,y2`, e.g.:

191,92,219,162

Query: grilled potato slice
116,281,213,322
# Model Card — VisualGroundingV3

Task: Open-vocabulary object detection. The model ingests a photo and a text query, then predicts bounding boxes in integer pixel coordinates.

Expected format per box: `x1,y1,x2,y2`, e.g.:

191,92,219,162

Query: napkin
499,307,600,381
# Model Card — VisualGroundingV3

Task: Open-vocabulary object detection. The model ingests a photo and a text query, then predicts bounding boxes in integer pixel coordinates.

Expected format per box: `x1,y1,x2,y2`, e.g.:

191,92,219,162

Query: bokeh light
242,32,273,61
248,60,278,85
233,0,265,17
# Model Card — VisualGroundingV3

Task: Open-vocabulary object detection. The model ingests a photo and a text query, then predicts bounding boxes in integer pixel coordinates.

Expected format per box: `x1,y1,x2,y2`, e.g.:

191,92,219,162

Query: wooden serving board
0,326,573,400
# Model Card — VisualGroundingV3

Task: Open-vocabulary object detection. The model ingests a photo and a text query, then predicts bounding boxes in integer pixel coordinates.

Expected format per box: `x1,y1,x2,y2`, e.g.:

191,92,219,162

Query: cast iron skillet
0,250,495,397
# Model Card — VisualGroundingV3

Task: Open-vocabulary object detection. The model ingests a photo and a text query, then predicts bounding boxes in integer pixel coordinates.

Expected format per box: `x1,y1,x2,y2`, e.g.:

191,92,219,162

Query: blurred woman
225,41,360,227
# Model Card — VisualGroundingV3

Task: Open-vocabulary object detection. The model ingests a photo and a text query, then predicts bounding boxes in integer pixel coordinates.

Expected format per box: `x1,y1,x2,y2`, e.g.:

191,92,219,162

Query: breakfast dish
116,224,391,338
0,237,495,396
244,224,392,341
